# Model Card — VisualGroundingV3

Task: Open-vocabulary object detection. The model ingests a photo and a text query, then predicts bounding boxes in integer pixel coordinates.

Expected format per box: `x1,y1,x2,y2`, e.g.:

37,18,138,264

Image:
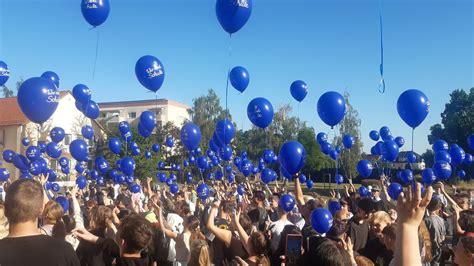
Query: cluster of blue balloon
427,139,472,183
73,84,99,119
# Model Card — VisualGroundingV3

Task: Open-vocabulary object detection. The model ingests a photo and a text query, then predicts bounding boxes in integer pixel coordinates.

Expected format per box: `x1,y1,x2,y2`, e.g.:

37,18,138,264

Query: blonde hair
355,255,375,266
42,201,64,225
90,206,113,229
189,239,210,266
368,211,392,225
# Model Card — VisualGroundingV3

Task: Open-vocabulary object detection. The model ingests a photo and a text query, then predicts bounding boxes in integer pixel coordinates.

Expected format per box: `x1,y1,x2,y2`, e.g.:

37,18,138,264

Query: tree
1,85,14,98
189,89,229,152
428,88,474,151
334,92,363,179
297,126,332,175
421,149,434,168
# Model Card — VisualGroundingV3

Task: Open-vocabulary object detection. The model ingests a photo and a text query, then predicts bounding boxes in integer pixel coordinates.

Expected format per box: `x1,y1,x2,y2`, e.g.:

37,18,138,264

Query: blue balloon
279,141,306,175
2,150,15,163
358,186,369,197
180,123,202,151
75,101,85,113
0,61,10,86
75,163,85,174
215,119,235,145
228,173,235,183
237,184,245,195
320,142,332,155
135,55,165,92
290,80,308,102
114,174,125,184
157,172,167,183
433,161,453,180
72,84,91,103
263,149,275,164
17,77,59,124
357,160,373,178
222,145,233,161
170,184,179,194
329,149,339,161
96,160,109,175
46,142,62,159
225,164,233,173
395,136,405,148
215,169,224,181
29,161,43,176
51,182,60,192
387,183,403,200
197,156,209,170
130,184,141,194
81,125,94,140
406,151,417,163
40,71,60,88
458,170,466,179
165,136,174,148
379,126,391,140
229,66,250,93
279,194,296,212
145,151,152,159
401,169,414,184
261,168,274,184
108,138,121,155
13,154,29,171
239,159,252,177
299,174,307,183
138,122,152,138
432,139,449,152
119,121,130,135
83,100,100,119
311,208,333,234
0,168,9,182
22,137,30,146
397,89,430,128
76,176,87,189
468,134,474,151
50,127,65,143
55,196,69,214
19,173,32,179
335,146,342,154
335,174,343,184
328,200,341,215
306,179,314,189
26,146,41,162
197,183,209,200
90,169,99,179
140,111,156,131
81,0,110,27
381,140,399,162
343,134,354,149
464,153,473,165
369,130,380,141
69,139,88,162
449,145,465,166
215,0,252,34
152,144,160,153
435,151,451,164
247,97,274,129
317,91,346,128
316,132,328,145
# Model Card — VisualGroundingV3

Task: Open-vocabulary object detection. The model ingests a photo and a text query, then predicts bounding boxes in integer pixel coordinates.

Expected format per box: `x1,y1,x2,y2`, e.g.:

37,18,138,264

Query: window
64,134,72,145
128,112,136,119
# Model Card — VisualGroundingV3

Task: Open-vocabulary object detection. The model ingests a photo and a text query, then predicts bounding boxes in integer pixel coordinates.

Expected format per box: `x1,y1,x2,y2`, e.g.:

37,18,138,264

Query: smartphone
285,234,302,265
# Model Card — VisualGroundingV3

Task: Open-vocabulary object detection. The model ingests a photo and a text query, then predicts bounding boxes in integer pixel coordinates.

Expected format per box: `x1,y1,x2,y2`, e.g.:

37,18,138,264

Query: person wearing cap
371,185,389,212
347,197,374,254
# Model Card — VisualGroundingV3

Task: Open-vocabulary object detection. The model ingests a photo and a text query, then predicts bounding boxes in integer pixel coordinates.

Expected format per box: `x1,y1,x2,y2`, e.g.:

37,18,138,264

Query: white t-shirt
167,213,184,262
269,219,293,252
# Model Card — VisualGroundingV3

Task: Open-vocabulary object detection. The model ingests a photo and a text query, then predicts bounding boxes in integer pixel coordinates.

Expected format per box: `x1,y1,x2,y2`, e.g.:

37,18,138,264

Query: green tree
334,92,363,179
421,149,434,168
189,89,229,152
428,88,474,151
1,85,14,98
297,126,332,176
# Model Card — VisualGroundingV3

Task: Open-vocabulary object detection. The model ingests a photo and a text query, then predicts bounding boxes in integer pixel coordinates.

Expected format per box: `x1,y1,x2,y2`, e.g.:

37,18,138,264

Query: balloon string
411,128,414,152
225,34,232,119
378,0,385,93
92,28,100,80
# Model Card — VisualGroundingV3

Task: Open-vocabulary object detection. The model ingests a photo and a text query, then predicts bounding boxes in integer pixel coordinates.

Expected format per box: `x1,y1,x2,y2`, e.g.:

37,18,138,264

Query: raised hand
397,182,433,227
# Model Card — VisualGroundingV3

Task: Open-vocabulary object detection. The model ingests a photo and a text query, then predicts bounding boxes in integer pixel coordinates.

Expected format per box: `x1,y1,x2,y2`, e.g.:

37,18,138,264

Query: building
98,99,191,129
0,91,106,179
392,151,425,171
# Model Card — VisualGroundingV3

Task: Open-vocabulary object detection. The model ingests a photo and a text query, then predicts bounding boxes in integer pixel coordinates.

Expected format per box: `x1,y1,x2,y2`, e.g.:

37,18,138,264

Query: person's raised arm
146,177,154,199
232,209,251,254
156,204,178,239
438,182,459,209
207,200,232,247
394,183,433,266
71,185,85,229
294,176,305,206
73,228,120,258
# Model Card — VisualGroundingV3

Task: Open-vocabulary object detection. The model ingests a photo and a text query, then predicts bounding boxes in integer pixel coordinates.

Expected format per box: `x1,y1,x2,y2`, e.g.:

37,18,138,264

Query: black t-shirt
347,218,369,254
361,237,392,265
372,199,388,212
212,218,230,266
0,234,80,266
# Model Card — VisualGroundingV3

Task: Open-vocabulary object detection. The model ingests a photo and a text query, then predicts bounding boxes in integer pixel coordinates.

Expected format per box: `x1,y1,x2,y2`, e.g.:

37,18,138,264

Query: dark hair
249,231,270,266
382,223,397,240
254,191,265,202
5,179,43,224
326,219,346,240
459,209,474,233
275,225,301,261
119,213,153,253
426,197,442,212
239,213,253,234
357,197,375,214
304,237,352,266
459,236,474,253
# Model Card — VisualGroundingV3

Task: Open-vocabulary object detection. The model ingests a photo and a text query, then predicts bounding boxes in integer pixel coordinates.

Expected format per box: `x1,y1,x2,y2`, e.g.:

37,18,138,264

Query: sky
0,0,472,154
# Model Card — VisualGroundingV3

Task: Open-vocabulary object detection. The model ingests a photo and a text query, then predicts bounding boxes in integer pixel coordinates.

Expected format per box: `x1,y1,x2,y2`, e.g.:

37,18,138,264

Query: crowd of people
0,173,472,266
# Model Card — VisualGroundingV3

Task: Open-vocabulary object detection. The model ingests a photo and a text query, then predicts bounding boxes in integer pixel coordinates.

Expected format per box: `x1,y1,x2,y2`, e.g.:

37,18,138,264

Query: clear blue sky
0,0,472,154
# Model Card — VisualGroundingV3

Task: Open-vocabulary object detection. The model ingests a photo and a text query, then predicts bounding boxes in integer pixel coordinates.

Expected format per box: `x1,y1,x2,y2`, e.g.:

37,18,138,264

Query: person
381,223,397,265
303,236,352,265
371,185,389,212
453,236,474,266
0,203,9,239
424,197,446,264
40,200,64,236
394,182,433,266
188,239,211,266
73,213,153,265
347,197,373,254
247,190,268,232
362,211,393,264
268,199,294,253
0,178,80,266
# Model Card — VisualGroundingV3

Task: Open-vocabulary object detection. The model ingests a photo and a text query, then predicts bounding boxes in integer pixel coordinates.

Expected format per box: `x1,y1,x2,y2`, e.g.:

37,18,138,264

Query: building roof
0,91,70,126
98,99,191,110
